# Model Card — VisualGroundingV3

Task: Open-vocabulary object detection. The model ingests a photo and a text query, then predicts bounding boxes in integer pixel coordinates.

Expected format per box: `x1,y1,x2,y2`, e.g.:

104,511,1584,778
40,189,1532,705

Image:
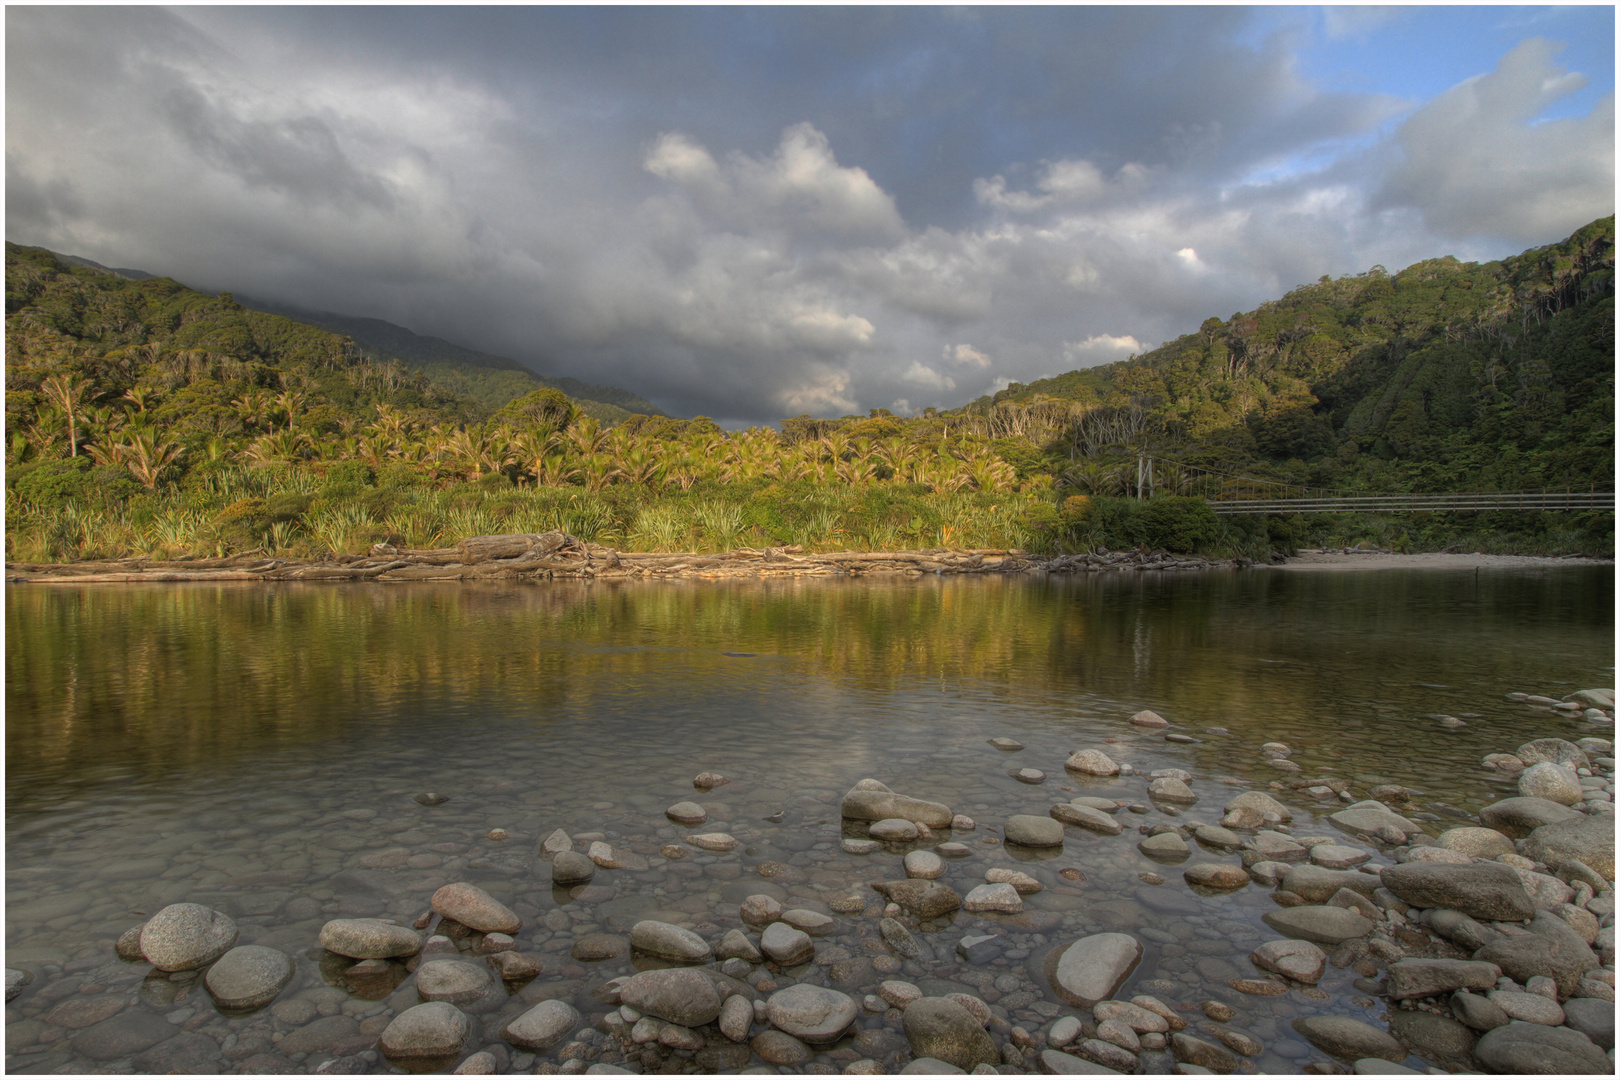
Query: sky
6,6,1615,426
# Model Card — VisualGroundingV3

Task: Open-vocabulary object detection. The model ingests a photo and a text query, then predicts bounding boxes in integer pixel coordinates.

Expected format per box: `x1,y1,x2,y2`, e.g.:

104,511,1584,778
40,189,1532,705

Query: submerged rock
841,781,953,827
379,1001,470,1060
902,997,1000,1071
1051,933,1142,1007
431,882,521,934
203,945,294,1009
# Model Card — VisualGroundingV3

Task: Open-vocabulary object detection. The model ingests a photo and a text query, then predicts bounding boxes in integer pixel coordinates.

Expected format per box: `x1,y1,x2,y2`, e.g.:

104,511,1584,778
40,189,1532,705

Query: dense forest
4,218,1613,563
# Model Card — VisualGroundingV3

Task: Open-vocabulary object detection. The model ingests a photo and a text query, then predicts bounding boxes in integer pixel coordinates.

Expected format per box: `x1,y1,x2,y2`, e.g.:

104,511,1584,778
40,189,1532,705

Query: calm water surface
5,567,1613,1074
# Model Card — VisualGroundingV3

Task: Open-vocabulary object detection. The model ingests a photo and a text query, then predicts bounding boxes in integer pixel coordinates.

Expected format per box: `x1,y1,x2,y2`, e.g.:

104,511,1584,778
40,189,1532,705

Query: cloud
1373,38,1615,243
645,123,905,241
5,9,1612,425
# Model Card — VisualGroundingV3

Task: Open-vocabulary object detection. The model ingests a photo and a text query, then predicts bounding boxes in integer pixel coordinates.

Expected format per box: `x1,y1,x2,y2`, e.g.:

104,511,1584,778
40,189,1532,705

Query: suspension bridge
1125,454,1615,515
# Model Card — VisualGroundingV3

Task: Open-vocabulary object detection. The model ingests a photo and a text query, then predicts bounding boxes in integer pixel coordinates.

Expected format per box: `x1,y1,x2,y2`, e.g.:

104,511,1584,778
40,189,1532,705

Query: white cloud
904,361,956,392
944,343,990,367
1373,38,1615,242
1062,334,1142,366
644,122,905,241
975,158,1149,212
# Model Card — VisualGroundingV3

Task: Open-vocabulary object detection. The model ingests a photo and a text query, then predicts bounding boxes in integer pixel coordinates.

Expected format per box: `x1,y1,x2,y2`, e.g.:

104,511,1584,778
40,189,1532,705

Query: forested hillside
966,216,1613,498
5,220,1612,565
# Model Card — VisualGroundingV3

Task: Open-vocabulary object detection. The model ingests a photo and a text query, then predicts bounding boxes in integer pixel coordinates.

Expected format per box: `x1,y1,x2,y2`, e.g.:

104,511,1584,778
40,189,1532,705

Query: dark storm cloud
6,7,1613,425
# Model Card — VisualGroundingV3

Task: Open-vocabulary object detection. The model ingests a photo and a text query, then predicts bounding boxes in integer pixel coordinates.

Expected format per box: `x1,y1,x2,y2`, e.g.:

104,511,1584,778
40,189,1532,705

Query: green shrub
323,460,375,488
375,462,422,488
1125,496,1219,553
11,458,93,508
265,492,312,522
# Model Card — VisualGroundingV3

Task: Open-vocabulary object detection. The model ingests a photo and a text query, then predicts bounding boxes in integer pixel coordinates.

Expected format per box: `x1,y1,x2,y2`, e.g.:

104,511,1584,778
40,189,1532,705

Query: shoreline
4,533,1610,584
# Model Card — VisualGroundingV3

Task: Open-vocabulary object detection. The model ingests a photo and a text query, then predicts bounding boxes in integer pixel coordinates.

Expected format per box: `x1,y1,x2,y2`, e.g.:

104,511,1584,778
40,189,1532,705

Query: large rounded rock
203,945,294,1009
1477,797,1582,838
1473,1021,1611,1074
629,921,713,963
962,883,1023,913
1223,791,1291,824
1148,777,1197,802
1184,863,1248,890
1562,997,1615,1050
1328,801,1424,840
1379,862,1535,921
1522,814,1615,880
502,1000,580,1051
1249,940,1326,984
1052,803,1123,835
1434,827,1514,859
766,984,857,1043
1130,709,1170,728
430,883,521,934
379,1001,470,1060
1064,749,1119,776
319,918,421,959
1386,1009,1477,1060
1292,1016,1404,1062
1518,762,1583,805
666,801,707,825
139,904,239,972
1385,959,1499,1001
873,879,962,919
1050,933,1142,1007
1261,906,1375,945
1517,738,1591,771
1473,910,1598,997
902,997,1000,1071
1005,815,1064,848
618,967,723,1027
840,782,953,827
415,959,493,1006
760,922,815,966
1280,865,1379,903
552,850,595,885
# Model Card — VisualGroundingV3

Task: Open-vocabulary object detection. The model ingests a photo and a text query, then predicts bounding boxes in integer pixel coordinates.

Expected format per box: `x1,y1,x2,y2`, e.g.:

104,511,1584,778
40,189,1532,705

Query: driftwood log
5,531,1249,584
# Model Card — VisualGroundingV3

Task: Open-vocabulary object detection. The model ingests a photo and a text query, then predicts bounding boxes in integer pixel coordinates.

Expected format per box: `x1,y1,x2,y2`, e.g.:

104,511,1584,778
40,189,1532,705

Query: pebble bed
5,684,1614,1076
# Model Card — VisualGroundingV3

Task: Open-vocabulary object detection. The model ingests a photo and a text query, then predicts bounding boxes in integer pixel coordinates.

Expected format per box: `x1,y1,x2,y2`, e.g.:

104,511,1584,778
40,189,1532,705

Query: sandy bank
1275,549,1612,571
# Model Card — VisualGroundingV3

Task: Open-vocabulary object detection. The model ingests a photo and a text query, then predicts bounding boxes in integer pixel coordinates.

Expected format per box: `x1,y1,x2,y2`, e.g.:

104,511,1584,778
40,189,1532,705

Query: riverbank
1276,550,1613,572
3,531,1248,583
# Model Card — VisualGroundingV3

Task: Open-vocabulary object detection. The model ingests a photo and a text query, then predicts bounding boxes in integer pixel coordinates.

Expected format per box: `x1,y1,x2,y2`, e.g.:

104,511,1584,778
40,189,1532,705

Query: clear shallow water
4,567,1613,1074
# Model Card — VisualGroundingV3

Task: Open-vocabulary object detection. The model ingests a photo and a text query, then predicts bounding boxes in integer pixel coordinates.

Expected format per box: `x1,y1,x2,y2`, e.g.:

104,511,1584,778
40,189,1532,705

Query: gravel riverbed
6,689,1614,1076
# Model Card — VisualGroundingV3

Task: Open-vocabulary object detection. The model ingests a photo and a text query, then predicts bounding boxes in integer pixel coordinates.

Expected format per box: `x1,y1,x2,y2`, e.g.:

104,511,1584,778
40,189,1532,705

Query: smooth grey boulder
1472,910,1598,997
415,959,493,1006
1379,862,1535,921
1477,797,1582,838
1249,939,1326,984
760,921,815,966
1385,959,1499,1001
203,945,294,1009
1562,997,1615,1049
873,879,962,919
319,918,421,959
1147,777,1197,802
1138,832,1190,859
1064,749,1120,776
1005,814,1065,847
766,984,857,1043
379,1001,470,1060
1425,909,1500,951
1224,791,1291,823
1473,1021,1611,1074
629,920,713,963
139,903,239,972
1328,801,1424,839
1050,933,1142,1007
902,997,1000,1071
1433,827,1514,859
431,883,521,934
1292,1016,1404,1062
1260,905,1375,945
1038,1048,1125,1073
618,967,723,1027
1518,762,1583,805
1450,990,1510,1032
502,1000,580,1051
841,781,953,827
552,850,596,885
1280,864,1379,903
1517,738,1592,771
1386,1009,1477,1059
1522,814,1615,880
1053,803,1124,835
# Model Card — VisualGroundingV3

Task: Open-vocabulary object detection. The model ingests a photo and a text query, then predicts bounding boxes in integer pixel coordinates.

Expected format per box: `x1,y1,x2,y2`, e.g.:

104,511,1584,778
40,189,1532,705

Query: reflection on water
4,567,1612,1074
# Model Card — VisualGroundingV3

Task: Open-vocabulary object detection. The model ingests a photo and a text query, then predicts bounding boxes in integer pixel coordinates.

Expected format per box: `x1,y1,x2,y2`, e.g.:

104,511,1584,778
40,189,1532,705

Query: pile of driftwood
5,531,1248,584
